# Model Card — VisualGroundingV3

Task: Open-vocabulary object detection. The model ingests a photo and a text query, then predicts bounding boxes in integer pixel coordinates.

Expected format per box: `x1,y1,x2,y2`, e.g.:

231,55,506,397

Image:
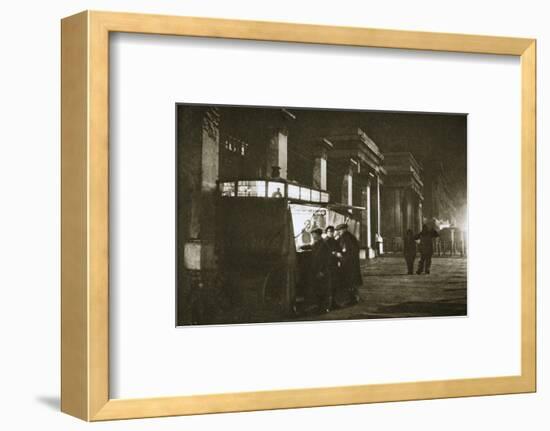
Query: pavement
305,255,467,321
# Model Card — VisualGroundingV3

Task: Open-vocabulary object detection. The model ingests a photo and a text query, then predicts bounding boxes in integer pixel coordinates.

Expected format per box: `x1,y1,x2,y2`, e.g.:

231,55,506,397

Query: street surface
307,255,467,321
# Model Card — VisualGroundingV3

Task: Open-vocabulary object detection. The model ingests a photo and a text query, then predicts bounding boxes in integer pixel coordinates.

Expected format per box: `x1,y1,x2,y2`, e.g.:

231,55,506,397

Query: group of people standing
303,221,440,314
305,223,363,314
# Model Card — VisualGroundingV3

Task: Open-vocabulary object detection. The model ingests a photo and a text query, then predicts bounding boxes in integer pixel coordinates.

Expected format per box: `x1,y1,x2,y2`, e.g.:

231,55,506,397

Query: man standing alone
415,224,439,274
403,229,417,275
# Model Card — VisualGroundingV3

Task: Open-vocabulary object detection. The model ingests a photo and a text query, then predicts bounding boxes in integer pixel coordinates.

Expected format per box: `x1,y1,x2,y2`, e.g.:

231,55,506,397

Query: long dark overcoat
308,239,332,304
414,228,439,256
338,231,363,287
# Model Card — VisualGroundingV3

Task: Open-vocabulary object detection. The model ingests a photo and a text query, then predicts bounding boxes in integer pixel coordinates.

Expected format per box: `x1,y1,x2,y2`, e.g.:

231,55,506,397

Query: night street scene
176,104,467,326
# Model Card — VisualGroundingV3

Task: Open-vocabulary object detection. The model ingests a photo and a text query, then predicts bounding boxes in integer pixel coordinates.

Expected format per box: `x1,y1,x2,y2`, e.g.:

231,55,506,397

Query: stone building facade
381,152,424,252
177,107,392,323
176,106,465,322
324,128,385,258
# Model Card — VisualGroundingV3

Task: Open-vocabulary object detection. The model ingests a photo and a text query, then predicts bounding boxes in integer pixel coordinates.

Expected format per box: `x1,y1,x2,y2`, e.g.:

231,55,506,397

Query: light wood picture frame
61,10,536,421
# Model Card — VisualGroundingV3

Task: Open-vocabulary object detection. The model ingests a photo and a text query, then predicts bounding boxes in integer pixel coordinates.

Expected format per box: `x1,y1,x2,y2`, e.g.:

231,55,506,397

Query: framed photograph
61,10,536,421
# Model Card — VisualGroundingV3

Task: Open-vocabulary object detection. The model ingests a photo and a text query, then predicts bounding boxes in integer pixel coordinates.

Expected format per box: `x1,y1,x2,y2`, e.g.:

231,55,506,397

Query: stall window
311,190,321,203
237,180,266,197
288,184,300,200
267,181,285,198
299,187,311,201
220,182,236,197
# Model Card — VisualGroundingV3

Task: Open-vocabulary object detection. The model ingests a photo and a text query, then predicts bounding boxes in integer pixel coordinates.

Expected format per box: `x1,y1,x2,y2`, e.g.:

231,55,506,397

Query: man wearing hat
335,223,362,304
324,225,343,308
307,227,332,313
414,223,439,274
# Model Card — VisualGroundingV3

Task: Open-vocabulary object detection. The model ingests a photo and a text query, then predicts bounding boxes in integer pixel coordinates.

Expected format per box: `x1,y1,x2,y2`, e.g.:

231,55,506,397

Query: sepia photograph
176,104,467,326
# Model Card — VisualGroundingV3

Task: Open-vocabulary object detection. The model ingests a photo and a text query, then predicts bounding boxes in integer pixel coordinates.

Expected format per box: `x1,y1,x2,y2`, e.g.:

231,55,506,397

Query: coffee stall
216,178,360,320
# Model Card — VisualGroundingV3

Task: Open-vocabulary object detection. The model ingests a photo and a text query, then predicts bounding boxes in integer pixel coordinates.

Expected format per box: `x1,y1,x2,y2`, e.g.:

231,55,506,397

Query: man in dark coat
414,224,439,274
324,226,343,308
403,229,417,275
308,228,332,313
335,223,362,304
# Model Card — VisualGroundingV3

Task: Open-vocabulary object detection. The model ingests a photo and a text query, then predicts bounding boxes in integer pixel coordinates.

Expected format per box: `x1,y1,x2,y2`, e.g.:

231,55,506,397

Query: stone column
417,200,423,232
365,180,372,250
267,129,287,179
405,190,414,232
266,109,295,179
177,106,220,324
382,187,404,252
312,138,333,190
347,169,353,207
375,174,383,255
340,160,355,206
361,178,375,259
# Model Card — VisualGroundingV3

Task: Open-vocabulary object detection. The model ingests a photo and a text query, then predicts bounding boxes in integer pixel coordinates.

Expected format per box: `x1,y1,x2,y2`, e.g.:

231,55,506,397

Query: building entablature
308,137,334,156
355,161,385,186
384,152,422,173
325,127,384,171
385,179,424,199
383,152,424,199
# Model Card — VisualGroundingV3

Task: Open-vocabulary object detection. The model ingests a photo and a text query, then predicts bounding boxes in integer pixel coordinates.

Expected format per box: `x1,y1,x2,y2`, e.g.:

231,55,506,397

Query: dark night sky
214,104,467,204
287,108,468,204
